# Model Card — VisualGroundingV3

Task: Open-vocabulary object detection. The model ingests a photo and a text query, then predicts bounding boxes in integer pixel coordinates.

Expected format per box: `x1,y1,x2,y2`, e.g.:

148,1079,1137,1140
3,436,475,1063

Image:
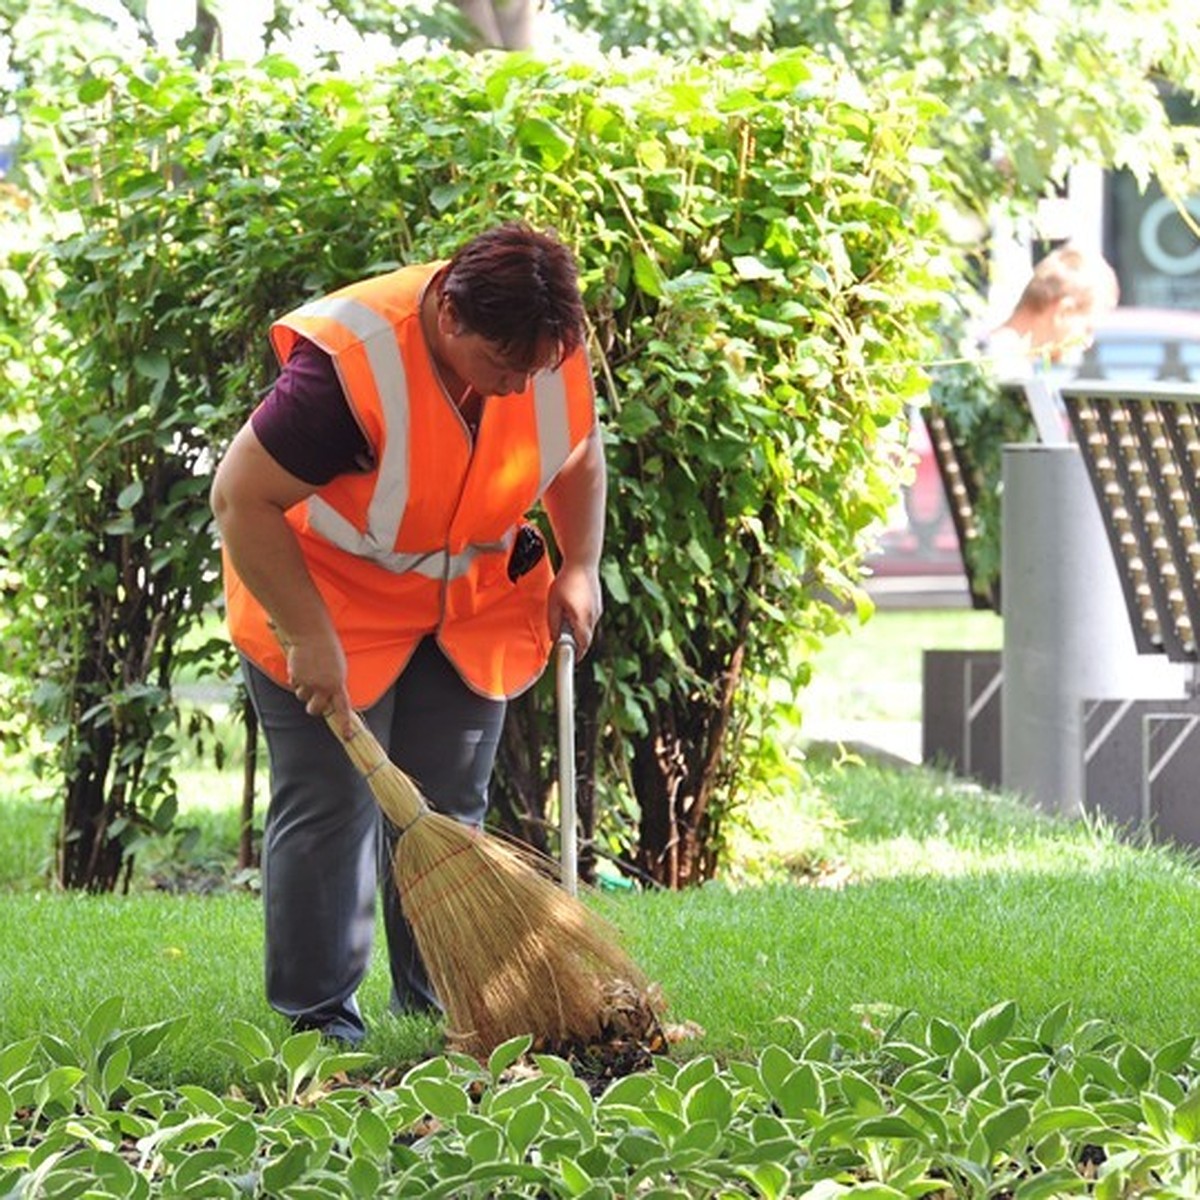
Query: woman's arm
541,425,607,654
210,422,354,731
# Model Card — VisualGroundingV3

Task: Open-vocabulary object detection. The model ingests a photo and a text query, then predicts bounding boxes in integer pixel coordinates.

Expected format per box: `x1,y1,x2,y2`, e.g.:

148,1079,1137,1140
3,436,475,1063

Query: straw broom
326,708,650,1058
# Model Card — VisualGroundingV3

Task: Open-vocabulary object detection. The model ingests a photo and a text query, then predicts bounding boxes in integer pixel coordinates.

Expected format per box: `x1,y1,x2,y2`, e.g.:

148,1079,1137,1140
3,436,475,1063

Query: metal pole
555,628,578,896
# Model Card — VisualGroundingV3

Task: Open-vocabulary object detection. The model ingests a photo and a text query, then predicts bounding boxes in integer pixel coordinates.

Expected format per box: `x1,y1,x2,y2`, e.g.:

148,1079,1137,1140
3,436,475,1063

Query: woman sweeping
210,222,606,1045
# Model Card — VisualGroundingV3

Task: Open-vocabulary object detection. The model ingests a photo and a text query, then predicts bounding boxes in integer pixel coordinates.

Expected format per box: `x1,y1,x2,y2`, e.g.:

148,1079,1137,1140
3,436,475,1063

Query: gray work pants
241,637,506,1043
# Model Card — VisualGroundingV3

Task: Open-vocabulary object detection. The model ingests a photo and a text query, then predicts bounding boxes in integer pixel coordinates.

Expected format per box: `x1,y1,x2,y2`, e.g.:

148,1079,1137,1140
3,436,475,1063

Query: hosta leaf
1026,1105,1100,1140
683,1077,732,1128
855,1115,928,1141
557,1155,592,1197
757,1044,799,1101
673,1117,720,1154
82,996,125,1051
948,1046,985,1094
351,1108,390,1160
1046,1065,1081,1108
979,1102,1031,1154
100,1043,132,1098
840,1070,885,1115
775,1063,824,1118
1035,1003,1073,1049
347,1155,381,1200
1115,1042,1152,1090
737,1161,790,1200
280,1029,322,1074
1014,1165,1090,1198
260,1142,311,1195
967,1000,1017,1051
487,1034,532,1082
228,1019,275,1062
1153,1035,1196,1074
505,1099,546,1159
1172,1088,1200,1143
928,1017,962,1056
413,1077,470,1121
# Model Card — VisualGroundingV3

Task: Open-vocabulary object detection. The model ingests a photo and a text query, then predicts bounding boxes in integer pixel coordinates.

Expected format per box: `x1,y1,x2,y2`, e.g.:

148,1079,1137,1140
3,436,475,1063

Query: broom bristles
329,712,647,1057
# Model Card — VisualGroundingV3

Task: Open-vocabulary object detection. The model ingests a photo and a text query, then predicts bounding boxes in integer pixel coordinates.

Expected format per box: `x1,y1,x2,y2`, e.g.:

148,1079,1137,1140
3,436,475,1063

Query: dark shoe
291,1016,365,1047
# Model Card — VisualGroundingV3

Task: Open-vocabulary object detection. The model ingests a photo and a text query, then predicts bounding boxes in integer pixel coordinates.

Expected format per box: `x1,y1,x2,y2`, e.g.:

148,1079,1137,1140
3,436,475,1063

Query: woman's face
435,293,559,397
445,328,559,397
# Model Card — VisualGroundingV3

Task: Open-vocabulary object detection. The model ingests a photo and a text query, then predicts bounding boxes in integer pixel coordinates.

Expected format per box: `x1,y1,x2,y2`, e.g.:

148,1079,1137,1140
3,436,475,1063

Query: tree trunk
631,637,748,888
454,0,536,50
238,695,258,870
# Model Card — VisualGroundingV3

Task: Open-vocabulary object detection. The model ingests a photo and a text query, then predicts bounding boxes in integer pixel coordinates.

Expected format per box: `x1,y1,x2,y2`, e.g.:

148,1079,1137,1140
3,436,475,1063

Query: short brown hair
1018,245,1119,316
440,222,585,369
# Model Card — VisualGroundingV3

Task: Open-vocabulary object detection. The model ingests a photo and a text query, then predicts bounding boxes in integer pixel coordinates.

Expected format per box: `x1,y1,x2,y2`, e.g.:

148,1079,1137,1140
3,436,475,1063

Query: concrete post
1000,445,1187,815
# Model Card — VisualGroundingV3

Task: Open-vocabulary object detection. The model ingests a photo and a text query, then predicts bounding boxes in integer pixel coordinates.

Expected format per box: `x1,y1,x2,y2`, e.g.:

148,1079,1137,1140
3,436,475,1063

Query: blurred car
1059,306,1200,384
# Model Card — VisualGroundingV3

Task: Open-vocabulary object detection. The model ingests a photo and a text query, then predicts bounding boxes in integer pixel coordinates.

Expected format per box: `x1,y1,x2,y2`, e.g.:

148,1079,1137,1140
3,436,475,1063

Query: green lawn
4,747,1198,1091
1,606,1193,1082
800,606,1003,724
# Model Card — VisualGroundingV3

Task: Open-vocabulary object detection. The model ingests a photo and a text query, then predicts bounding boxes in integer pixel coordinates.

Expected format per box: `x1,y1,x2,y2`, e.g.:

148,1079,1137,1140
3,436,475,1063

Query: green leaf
632,252,664,298
979,1102,1031,1155
558,1156,592,1197
517,116,573,167
78,76,111,104
260,1142,311,1194
1026,1106,1100,1140
601,560,630,604
1141,1091,1173,1143
82,996,125,1051
683,1076,732,1127
927,1018,962,1056
280,1029,322,1074
1172,1088,1200,1142
1116,1043,1152,1090
229,1019,275,1061
100,1043,132,1098
347,1155,381,1200
673,1117,720,1153
732,255,781,282
774,1063,824,1118
736,1162,790,1200
685,538,712,575
948,1045,985,1094
966,1000,1017,1051
133,351,169,382
1014,1166,1090,1198
1153,1035,1196,1074
505,1099,546,1159
351,1107,391,1161
854,1115,927,1141
413,1077,471,1121
488,1034,532,1082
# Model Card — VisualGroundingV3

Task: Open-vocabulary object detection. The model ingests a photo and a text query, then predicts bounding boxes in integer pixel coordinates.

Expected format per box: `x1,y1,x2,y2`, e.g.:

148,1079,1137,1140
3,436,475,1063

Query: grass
4,751,1200,1092
800,606,1002,724
4,607,1197,1092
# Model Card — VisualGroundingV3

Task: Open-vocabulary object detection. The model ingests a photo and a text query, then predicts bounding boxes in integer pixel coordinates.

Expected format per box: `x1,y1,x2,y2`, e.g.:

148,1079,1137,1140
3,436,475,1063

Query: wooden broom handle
322,708,428,830
322,707,388,780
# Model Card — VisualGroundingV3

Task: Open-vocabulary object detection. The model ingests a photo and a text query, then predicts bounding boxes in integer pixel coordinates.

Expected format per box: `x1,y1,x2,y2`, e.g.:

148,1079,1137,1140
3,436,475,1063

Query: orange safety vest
223,263,596,706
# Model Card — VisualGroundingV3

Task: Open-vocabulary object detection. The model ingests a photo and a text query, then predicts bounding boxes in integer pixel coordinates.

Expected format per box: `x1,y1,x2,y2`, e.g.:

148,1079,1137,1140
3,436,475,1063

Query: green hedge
1,46,948,886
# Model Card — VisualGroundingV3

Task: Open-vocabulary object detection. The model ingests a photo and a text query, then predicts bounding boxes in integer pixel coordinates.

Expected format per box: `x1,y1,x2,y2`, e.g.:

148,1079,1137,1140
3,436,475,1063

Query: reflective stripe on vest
293,293,574,577
291,295,412,552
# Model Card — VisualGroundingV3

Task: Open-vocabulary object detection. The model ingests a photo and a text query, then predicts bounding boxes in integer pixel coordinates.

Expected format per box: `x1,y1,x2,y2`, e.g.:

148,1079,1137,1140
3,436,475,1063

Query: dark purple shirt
251,339,374,485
